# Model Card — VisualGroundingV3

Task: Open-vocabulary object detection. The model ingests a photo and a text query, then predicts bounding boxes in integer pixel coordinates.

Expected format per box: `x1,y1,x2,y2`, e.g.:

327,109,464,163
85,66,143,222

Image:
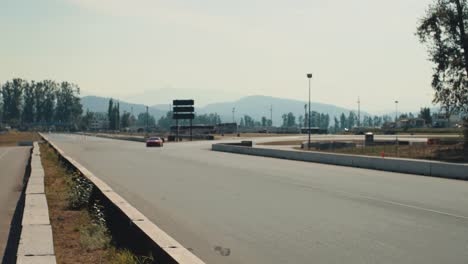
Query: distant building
216,123,238,134
89,112,108,130
170,125,216,134
397,118,426,128
432,113,462,128
300,127,328,134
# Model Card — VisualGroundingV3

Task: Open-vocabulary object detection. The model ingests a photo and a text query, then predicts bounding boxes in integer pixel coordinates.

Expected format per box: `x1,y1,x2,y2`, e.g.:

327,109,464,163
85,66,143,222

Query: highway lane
46,134,468,264
0,147,30,261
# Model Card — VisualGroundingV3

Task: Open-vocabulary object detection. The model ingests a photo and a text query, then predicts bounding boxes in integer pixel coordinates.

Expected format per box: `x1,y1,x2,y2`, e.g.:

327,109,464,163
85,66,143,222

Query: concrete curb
40,133,205,264
17,142,56,264
212,143,468,180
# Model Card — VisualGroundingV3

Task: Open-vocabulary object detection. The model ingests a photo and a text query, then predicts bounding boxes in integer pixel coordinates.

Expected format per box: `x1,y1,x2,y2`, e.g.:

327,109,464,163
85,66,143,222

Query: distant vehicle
146,137,164,147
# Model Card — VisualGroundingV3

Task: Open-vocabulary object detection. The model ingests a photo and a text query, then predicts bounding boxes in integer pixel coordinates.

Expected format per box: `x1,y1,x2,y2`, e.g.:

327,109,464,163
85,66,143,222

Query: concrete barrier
17,142,56,264
40,133,205,264
212,143,468,180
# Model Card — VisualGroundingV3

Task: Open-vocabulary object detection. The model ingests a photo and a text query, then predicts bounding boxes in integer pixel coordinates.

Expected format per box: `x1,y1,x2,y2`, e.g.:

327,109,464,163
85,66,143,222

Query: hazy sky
0,0,435,112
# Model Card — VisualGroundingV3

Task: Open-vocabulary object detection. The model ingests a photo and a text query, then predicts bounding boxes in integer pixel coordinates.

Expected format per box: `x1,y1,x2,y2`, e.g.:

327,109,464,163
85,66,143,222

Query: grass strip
41,143,154,264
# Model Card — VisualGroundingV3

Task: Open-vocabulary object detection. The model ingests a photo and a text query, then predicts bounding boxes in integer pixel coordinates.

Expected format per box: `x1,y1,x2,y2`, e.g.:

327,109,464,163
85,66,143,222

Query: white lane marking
294,183,468,220
334,188,468,220
365,196,468,220
0,148,11,160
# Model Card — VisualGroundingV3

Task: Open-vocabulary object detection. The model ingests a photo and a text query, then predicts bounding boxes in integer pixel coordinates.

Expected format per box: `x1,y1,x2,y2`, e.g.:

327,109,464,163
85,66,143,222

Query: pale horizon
1,0,436,113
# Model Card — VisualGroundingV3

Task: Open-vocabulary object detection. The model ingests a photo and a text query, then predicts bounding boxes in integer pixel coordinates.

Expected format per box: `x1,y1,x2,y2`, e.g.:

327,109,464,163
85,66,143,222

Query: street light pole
395,100,399,123
307,73,313,149
395,100,399,156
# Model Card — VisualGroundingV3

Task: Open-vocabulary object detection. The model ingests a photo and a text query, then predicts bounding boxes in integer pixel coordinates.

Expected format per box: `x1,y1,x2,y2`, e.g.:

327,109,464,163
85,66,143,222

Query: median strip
17,142,56,264
40,133,205,264
212,143,468,180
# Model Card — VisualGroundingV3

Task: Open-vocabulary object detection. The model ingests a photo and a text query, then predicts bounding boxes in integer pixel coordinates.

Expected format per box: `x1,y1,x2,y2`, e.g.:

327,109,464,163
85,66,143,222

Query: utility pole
395,100,399,123
357,97,361,127
307,73,312,149
395,100,399,156
304,104,307,128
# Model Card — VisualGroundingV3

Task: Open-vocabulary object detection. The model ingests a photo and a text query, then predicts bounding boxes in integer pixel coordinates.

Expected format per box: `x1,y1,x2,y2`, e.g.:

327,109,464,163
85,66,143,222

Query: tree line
157,111,222,130
0,78,82,129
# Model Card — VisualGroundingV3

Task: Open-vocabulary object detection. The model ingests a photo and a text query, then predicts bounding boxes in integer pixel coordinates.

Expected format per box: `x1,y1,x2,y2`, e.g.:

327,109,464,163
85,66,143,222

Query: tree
137,112,155,127
108,99,114,130
267,119,272,126
1,78,24,126
281,114,288,127
373,116,383,127
157,111,172,130
243,115,255,127
334,117,340,132
121,111,131,128
383,115,393,123
320,113,330,129
192,113,221,125
417,0,468,147
348,111,357,128
114,102,120,130
287,112,296,127
55,82,82,129
21,81,35,124
34,81,46,123
419,107,432,126
22,81,35,124
261,116,267,127
41,80,57,124
81,110,95,130
340,113,347,130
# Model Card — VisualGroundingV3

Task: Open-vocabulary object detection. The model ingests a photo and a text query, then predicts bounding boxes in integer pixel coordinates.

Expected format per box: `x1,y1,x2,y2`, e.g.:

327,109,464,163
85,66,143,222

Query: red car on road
146,137,164,147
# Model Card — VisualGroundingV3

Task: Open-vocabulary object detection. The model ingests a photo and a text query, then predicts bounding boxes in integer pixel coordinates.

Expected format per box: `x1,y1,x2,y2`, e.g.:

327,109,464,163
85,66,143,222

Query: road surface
0,147,30,261
46,134,468,264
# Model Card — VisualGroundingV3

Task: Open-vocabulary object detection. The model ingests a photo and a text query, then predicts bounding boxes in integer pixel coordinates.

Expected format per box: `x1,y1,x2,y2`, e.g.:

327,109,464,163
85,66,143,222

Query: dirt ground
41,143,109,264
257,140,305,146
296,144,467,163
0,131,40,146
215,133,300,140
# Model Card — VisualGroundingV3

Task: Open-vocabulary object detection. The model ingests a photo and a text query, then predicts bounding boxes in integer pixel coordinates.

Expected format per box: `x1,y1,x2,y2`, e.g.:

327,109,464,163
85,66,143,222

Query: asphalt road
46,134,468,264
0,147,30,260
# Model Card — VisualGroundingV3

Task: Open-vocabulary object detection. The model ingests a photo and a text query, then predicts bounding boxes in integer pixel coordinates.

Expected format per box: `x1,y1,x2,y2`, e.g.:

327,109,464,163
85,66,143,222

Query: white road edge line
0,148,11,160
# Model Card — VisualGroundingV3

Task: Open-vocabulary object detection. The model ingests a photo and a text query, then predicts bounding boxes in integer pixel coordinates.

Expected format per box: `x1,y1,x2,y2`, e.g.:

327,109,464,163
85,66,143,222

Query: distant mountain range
81,96,166,119
81,95,363,125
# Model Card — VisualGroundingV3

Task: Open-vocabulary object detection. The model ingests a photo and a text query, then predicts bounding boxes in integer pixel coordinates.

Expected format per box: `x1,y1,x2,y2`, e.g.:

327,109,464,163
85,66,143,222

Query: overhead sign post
172,99,195,141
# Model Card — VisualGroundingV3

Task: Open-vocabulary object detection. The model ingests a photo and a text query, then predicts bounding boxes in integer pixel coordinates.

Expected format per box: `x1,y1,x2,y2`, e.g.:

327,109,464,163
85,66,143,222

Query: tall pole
395,100,399,155
307,73,312,149
395,100,399,123
304,104,307,128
